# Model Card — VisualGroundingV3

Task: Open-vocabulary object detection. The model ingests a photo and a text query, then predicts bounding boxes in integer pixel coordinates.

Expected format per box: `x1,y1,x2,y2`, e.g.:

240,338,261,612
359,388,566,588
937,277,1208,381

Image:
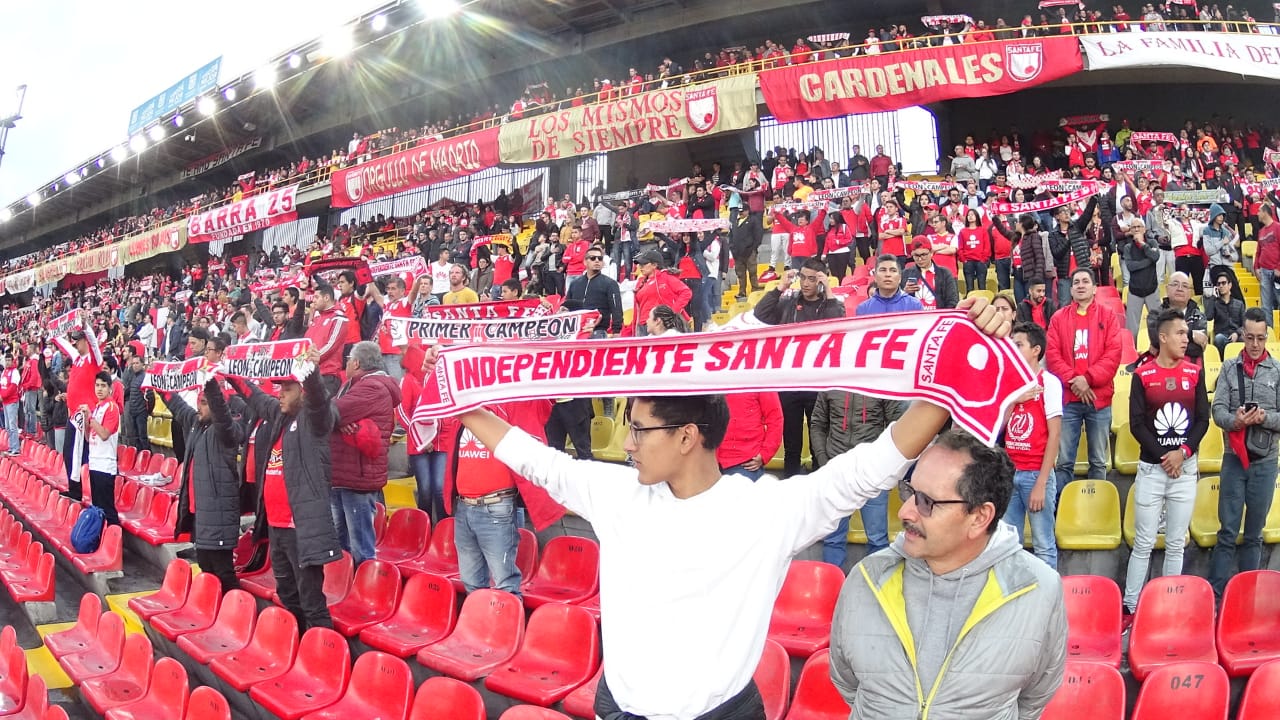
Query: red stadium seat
375,508,431,565
298,651,413,720
1239,659,1280,720
784,650,847,720
1129,575,1218,680
484,603,601,706
104,657,190,720
43,592,101,659
516,528,539,580
1062,575,1123,668
184,686,231,720
9,673,50,720
209,606,299,692
80,633,154,714
322,550,354,605
0,644,27,715
249,627,350,720
328,559,401,636
497,708,573,720
359,572,458,656
1131,662,1229,720
151,572,221,641
158,457,179,482
1217,570,1280,676
73,523,123,574
117,446,136,473
117,486,153,527
755,640,791,720
57,611,125,684
561,665,601,720
128,558,190,620
398,517,460,586
574,593,600,621
1041,661,1125,720
767,561,844,658
238,553,278,601
176,589,256,663
132,450,152,474
2,543,54,603
409,676,485,720
416,589,525,681
520,535,599,609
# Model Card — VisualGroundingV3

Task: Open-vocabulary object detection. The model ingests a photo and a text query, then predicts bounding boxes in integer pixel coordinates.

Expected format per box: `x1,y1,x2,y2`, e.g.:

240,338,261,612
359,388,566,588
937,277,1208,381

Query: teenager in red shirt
957,208,993,294
769,207,826,269
877,198,908,265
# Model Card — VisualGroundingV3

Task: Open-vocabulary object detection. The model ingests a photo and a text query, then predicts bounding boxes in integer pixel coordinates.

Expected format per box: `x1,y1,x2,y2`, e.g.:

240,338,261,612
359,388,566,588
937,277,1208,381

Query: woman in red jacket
769,207,826,269
631,248,692,337
957,209,993,295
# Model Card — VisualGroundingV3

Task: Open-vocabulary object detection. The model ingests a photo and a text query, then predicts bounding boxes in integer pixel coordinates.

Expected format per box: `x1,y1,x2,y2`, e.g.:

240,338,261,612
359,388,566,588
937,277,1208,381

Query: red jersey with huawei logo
1004,370,1065,471
1134,358,1204,460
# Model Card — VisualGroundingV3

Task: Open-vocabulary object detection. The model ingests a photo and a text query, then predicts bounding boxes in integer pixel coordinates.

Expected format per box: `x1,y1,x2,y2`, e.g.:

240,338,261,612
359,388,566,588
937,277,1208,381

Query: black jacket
902,264,960,309
1047,196,1099,280
564,273,624,335
1017,296,1058,331
754,287,846,325
124,369,152,418
236,372,343,568
1146,298,1208,361
169,380,246,550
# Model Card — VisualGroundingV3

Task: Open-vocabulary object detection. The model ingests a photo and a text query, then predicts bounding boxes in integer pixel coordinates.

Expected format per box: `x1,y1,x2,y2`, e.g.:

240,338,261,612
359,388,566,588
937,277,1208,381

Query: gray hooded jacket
829,522,1067,720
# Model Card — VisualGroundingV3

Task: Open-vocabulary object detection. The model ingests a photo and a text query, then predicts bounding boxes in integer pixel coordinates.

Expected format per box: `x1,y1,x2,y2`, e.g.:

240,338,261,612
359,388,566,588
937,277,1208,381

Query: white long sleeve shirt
494,424,912,720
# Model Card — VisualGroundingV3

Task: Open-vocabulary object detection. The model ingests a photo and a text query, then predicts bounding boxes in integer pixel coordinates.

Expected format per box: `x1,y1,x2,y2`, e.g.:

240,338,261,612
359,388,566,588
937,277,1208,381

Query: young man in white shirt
429,247,453,302
81,371,121,525
447,298,1008,720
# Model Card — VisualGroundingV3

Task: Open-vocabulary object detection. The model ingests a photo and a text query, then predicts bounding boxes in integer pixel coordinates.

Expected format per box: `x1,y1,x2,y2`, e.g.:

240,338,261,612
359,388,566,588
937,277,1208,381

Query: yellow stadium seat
1224,342,1244,361
1110,388,1131,434
622,308,633,328
1112,425,1140,475
383,477,417,510
1204,359,1222,394
1242,240,1258,260
1055,479,1122,550
1190,476,1242,548
1201,344,1221,366
765,442,785,472
1122,484,1188,550
966,289,994,302
590,416,614,454
1265,477,1280,543
747,290,767,306
596,399,630,463
1136,323,1151,353
847,489,904,544
711,312,731,326
1198,428,1224,473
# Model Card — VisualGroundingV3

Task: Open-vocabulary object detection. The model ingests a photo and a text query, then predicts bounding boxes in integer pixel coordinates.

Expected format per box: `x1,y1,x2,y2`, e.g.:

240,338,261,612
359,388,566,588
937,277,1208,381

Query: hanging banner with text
420,298,556,321
216,339,316,383
188,185,298,244
499,74,759,163
1081,32,1280,79
758,36,1083,123
17,222,187,293
410,311,1036,445
386,310,600,346
330,127,501,208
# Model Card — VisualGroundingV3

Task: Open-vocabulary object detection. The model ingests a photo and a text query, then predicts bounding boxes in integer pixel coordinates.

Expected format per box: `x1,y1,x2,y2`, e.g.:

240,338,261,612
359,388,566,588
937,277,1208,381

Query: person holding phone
753,257,845,478
902,239,959,310
1209,307,1280,599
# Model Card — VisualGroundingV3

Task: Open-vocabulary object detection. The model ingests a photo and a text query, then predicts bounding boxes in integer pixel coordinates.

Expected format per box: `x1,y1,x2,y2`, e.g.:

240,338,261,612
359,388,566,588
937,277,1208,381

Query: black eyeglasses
899,478,967,517
628,422,706,444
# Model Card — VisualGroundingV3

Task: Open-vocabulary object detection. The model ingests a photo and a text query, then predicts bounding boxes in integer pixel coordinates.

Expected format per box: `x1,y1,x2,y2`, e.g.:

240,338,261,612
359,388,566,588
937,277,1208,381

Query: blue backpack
71,505,105,554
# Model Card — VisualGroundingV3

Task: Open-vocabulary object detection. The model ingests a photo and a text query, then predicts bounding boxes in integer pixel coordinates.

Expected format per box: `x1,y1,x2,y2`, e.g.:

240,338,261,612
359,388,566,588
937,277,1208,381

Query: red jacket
0,368,19,405
19,357,41,392
716,392,784,469
771,209,826,259
306,306,348,378
632,270,692,335
1045,301,1124,408
438,400,566,531
331,371,401,492
563,240,592,277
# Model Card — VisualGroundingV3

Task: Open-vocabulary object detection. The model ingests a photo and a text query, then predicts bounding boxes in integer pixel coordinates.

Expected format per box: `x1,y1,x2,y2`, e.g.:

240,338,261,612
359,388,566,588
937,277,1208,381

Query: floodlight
422,0,460,19
129,135,147,153
0,208,10,222
110,145,128,163
148,125,165,143
64,172,79,186
224,87,238,102
26,193,40,207
197,96,216,116
288,54,303,70
371,14,388,32
322,27,355,57
254,66,277,91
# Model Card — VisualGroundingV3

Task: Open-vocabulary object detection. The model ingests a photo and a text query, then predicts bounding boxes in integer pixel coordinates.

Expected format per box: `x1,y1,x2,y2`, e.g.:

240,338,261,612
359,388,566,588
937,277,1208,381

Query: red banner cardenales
330,127,501,208
758,36,1083,122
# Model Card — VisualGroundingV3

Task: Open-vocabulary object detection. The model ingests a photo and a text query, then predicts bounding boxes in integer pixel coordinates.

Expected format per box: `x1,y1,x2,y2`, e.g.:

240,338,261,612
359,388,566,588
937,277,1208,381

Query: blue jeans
409,451,447,524
963,261,989,295
453,496,521,595
3,403,17,454
22,391,37,436
329,489,378,566
861,489,891,555
1003,470,1058,569
721,463,765,482
1259,268,1276,325
824,517,850,568
1209,453,1279,595
1055,402,1112,507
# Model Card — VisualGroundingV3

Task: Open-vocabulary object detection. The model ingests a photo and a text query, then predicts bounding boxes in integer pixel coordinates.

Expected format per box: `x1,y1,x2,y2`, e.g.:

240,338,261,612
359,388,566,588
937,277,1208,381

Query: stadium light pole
0,84,27,172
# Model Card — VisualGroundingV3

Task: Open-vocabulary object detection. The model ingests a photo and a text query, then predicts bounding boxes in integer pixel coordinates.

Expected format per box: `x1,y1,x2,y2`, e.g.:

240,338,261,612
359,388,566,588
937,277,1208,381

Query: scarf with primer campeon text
409,311,1036,446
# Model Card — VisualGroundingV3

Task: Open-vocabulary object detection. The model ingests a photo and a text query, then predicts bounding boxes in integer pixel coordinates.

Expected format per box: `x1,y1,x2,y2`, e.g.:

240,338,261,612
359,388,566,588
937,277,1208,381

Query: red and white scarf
409,312,1035,446
385,311,600,347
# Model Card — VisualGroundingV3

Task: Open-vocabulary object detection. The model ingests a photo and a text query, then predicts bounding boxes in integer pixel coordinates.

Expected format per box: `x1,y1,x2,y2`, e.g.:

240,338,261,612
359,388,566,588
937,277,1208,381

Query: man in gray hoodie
830,430,1067,720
